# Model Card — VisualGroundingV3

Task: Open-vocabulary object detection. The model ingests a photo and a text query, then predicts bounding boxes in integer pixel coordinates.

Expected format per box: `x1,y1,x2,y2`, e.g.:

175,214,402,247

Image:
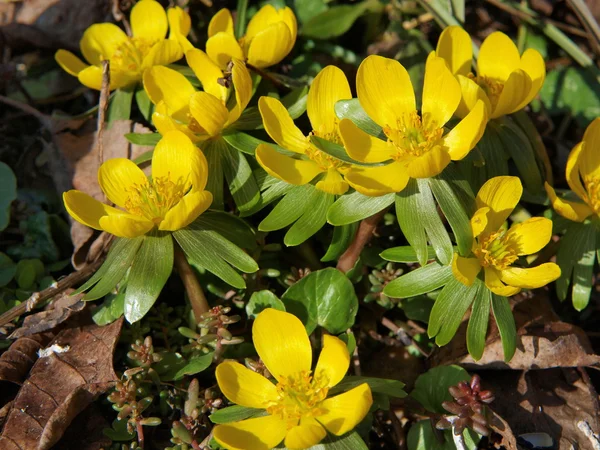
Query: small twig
246,63,290,90
112,0,132,36
351,345,362,376
0,94,49,124
0,259,104,329
337,208,388,273
97,60,111,168
174,245,210,323
381,317,430,357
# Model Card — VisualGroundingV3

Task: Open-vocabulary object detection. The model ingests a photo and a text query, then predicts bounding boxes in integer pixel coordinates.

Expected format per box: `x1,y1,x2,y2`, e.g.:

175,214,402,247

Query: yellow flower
452,176,560,296
63,131,212,238
545,118,600,222
207,5,297,69
55,0,190,90
435,26,545,119
143,50,252,142
213,309,372,450
338,54,488,196
257,65,361,195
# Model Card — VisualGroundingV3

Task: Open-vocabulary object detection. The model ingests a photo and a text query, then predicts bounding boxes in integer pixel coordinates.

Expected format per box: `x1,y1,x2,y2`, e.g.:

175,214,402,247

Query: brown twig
174,245,210,323
97,60,111,168
0,259,104,329
381,317,430,357
337,208,389,273
246,63,291,90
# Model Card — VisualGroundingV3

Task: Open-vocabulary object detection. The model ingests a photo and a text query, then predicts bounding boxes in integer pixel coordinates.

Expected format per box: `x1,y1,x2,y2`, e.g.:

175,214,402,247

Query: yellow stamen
473,228,518,270
584,176,600,215
384,111,444,160
124,174,189,224
308,126,349,172
469,74,504,110
265,370,329,429
111,37,156,74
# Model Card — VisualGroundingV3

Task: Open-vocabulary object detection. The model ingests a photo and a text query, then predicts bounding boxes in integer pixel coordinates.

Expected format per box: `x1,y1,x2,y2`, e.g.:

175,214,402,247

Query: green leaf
174,352,215,380
303,2,369,39
335,99,383,137
410,365,470,414
241,170,296,217
284,189,333,246
246,290,286,319
395,181,427,266
209,406,266,424
471,125,509,186
330,376,406,398
202,139,225,210
259,184,313,231
234,86,308,130
321,223,358,262
133,150,154,165
295,0,327,24
194,211,257,250
15,259,44,289
124,232,173,323
491,293,517,362
135,88,153,121
400,296,435,323
281,267,359,334
556,221,594,303
383,262,452,299
416,178,453,265
466,282,491,361
0,253,16,287
328,191,394,226
222,132,266,155
107,85,134,122
380,246,435,263
310,136,377,166
125,132,161,147
407,420,480,450
280,431,368,450
92,293,125,325
234,0,248,38
572,225,596,311
80,237,144,301
221,139,261,213
428,277,478,346
0,162,17,231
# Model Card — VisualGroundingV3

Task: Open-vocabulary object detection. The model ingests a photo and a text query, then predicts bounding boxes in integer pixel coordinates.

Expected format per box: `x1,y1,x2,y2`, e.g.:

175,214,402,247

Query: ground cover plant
2,0,600,448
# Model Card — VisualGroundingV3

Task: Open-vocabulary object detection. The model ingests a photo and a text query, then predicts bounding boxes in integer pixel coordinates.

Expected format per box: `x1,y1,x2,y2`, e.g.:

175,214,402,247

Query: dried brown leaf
0,332,53,386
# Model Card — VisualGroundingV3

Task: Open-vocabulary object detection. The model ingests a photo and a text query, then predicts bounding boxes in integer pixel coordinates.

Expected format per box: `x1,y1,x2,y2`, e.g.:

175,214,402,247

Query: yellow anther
383,111,444,160
473,229,519,270
124,174,189,224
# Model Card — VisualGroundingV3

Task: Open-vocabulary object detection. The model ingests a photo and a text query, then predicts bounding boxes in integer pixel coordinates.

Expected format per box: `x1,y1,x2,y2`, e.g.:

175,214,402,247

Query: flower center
266,370,329,429
307,127,350,172
584,176,600,215
111,37,155,74
470,74,504,110
124,174,189,224
473,229,518,270
383,111,444,160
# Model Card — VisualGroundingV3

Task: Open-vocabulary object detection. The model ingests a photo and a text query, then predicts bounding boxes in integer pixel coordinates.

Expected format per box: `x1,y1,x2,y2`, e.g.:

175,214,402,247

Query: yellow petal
477,31,521,82
259,96,309,153
452,254,481,286
55,50,88,76
565,142,587,200
279,7,298,50
252,308,312,381
406,146,451,179
98,158,148,209
345,161,410,196
470,207,490,237
513,48,545,111
189,91,229,137
78,65,137,91
185,48,227,101
213,415,287,450
255,144,323,185
152,103,200,142
206,31,245,70
484,267,521,297
499,263,561,289
338,119,393,163
436,26,472,76
80,23,129,66
579,118,600,180
318,383,373,435
443,99,487,160
167,6,191,38
422,53,461,129
228,58,253,125
545,182,592,222
98,214,154,238
475,176,522,232
455,75,491,119
284,418,327,450
153,130,209,191
63,190,121,230
130,0,167,41
143,66,194,121
208,8,234,37
142,40,183,70
506,217,553,256
215,361,278,408
247,23,293,68
307,66,351,135
246,4,280,40
315,335,350,388
491,69,532,118
315,168,349,195
159,190,212,231
356,55,416,128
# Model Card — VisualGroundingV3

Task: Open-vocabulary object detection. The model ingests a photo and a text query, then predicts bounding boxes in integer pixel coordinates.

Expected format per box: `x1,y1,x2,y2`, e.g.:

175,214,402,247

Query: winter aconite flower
207,5,297,69
213,309,373,450
452,176,560,296
338,54,487,196
63,131,212,238
257,65,360,195
545,118,600,222
143,50,252,142
435,26,545,119
55,0,190,90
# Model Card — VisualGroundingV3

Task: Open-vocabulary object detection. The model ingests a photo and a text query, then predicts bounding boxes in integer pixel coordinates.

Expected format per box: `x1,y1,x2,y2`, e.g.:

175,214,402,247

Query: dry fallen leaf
0,332,54,386
0,318,123,450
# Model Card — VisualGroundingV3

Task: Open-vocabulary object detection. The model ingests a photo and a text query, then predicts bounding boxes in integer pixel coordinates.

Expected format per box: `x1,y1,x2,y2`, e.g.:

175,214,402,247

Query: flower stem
174,245,209,323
